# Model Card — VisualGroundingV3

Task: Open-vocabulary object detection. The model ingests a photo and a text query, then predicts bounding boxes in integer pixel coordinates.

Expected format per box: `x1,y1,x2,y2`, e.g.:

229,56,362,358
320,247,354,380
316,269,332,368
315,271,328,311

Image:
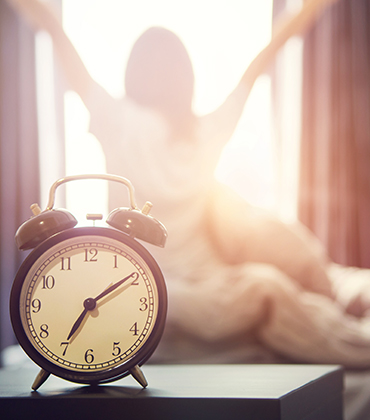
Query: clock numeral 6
84,348,94,364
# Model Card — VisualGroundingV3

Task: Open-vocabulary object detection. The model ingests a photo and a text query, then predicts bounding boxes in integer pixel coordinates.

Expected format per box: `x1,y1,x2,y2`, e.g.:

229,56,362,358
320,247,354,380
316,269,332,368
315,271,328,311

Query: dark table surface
0,363,343,420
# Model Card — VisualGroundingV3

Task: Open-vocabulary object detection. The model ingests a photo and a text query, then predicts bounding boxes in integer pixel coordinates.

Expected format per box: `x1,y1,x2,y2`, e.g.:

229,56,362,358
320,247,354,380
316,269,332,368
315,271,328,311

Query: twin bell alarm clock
9,174,167,391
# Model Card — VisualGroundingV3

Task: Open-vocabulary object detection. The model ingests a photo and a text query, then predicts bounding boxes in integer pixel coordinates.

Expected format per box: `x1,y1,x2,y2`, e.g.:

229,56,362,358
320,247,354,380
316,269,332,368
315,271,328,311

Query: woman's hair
125,27,196,138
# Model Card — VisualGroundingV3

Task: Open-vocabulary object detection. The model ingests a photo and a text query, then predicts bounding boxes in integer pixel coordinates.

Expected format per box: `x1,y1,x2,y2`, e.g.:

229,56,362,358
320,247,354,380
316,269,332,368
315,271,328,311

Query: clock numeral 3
139,297,148,311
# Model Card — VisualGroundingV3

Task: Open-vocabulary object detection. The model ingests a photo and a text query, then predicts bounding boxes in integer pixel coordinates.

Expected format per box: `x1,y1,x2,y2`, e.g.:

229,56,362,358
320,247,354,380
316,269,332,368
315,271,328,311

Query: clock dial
11,227,166,384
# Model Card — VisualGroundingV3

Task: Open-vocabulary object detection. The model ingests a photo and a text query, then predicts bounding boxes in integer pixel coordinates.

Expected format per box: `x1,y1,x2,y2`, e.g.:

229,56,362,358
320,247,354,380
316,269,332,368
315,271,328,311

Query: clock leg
129,365,148,388
31,368,50,391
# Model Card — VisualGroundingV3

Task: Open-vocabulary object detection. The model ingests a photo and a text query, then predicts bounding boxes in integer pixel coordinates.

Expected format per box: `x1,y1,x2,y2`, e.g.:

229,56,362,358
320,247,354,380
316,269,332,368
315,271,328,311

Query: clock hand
94,272,138,302
67,307,88,341
67,272,138,341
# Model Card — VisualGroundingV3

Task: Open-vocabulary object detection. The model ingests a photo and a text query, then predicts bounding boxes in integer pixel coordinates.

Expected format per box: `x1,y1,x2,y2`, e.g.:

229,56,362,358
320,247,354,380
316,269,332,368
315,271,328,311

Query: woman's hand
239,0,340,92
5,0,98,104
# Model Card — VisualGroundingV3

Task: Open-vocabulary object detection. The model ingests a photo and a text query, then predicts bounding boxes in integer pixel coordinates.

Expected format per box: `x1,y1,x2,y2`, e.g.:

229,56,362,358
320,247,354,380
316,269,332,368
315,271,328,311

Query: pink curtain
0,0,40,357
299,0,370,268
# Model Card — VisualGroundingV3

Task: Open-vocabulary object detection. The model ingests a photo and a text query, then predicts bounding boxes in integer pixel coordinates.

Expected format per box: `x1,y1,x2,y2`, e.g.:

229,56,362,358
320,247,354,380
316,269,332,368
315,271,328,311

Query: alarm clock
10,174,167,391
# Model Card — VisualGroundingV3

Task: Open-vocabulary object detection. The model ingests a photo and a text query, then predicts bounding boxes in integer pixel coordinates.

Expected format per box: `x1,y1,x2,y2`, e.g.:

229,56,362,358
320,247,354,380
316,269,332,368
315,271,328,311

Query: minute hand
94,272,139,302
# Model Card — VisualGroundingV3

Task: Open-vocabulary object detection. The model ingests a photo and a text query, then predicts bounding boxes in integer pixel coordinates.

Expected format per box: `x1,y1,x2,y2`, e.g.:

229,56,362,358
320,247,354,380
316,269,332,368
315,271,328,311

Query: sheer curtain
0,0,40,358
299,0,370,268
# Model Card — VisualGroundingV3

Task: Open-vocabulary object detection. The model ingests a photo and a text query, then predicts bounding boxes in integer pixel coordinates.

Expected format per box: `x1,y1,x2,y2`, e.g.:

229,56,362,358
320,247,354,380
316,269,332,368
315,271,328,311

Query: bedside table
0,364,343,419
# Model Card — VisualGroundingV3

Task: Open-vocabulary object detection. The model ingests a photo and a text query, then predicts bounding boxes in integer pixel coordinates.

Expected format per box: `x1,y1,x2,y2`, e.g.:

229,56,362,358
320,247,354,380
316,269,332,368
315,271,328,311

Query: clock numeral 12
84,248,98,262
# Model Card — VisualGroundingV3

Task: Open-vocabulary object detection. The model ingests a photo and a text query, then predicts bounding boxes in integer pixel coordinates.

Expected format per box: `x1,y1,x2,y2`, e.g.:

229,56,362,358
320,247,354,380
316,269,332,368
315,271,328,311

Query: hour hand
67,296,97,340
66,307,88,341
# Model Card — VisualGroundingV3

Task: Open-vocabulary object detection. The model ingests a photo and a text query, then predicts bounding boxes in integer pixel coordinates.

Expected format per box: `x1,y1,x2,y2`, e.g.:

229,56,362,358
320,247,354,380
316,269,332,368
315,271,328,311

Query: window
59,0,275,222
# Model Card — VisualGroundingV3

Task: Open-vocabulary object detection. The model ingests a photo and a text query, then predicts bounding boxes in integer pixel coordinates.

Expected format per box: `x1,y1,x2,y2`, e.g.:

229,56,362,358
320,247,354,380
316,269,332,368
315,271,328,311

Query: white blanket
151,183,370,368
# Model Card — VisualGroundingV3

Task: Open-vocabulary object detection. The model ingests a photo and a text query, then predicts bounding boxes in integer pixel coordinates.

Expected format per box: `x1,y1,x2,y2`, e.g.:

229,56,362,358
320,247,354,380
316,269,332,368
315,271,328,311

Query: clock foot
129,365,148,388
31,368,50,391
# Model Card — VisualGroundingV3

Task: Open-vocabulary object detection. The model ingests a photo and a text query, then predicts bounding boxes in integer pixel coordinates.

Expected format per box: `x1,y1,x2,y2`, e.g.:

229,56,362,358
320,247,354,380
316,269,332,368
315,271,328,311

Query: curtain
299,0,370,268
0,0,40,359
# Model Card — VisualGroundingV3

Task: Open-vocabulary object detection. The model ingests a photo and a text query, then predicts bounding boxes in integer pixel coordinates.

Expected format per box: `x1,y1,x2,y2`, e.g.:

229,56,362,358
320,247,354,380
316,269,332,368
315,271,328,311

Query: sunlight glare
62,0,274,220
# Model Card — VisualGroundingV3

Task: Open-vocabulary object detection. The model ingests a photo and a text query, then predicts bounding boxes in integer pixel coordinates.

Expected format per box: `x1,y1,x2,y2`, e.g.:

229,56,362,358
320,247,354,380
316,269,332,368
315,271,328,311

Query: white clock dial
11,227,167,385
20,234,158,372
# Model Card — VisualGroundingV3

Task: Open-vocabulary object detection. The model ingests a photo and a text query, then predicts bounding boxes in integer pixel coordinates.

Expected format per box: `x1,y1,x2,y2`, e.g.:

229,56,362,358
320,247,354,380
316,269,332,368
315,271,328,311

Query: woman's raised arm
6,0,102,106
239,0,338,93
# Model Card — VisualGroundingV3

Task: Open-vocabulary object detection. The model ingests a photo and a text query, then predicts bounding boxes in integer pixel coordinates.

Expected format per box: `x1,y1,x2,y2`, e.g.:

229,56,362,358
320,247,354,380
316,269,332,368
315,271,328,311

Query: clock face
10,227,167,384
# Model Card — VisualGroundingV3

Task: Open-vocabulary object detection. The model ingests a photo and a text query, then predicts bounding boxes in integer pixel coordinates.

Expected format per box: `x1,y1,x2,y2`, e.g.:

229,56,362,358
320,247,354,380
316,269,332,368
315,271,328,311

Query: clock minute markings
66,272,139,341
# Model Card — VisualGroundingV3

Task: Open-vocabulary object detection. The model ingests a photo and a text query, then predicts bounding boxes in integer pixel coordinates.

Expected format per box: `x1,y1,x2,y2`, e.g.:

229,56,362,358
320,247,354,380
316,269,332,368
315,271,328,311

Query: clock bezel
10,226,167,385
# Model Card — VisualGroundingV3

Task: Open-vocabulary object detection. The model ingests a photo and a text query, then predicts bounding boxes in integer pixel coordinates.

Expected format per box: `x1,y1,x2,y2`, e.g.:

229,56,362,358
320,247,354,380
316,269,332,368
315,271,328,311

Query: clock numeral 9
31,298,41,313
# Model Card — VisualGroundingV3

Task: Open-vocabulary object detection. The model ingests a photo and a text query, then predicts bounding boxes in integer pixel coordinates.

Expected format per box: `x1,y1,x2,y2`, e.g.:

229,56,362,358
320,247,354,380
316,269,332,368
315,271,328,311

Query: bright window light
62,0,274,222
